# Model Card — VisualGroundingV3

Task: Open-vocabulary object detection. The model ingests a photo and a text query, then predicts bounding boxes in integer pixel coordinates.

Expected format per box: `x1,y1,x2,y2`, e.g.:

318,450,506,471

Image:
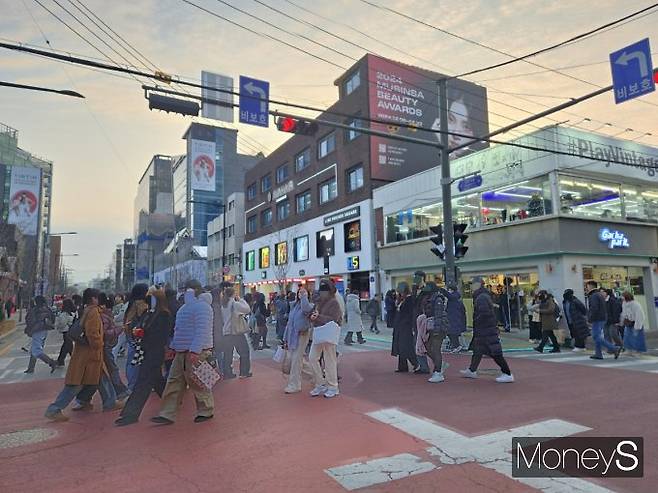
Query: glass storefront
582,265,648,321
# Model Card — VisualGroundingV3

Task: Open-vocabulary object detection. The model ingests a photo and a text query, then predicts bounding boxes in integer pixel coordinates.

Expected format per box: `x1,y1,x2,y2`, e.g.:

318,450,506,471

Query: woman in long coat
384,290,396,328
442,286,467,352
45,288,119,421
391,282,418,373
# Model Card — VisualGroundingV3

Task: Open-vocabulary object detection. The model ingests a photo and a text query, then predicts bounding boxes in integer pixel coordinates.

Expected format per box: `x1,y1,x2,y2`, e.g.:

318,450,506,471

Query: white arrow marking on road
615,50,649,77
243,81,267,113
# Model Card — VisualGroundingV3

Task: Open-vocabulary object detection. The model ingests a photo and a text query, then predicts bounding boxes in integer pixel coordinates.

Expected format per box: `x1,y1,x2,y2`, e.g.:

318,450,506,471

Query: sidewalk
0,310,24,340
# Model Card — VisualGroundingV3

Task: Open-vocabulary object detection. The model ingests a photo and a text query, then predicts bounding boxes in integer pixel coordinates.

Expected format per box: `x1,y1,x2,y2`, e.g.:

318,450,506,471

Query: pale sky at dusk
1,0,657,282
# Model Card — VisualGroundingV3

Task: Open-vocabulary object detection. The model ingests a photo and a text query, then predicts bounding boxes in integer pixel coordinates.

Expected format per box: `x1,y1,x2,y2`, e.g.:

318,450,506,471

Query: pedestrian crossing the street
507,349,658,374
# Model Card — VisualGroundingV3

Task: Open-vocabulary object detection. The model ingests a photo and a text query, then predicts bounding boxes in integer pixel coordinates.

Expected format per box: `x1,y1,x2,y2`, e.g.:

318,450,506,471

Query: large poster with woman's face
7,165,41,236
366,54,489,181
190,139,216,192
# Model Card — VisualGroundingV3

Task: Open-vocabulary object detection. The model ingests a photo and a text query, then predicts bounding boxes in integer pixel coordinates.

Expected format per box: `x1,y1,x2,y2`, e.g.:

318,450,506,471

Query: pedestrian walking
562,289,589,352
460,288,514,383
116,289,171,426
123,284,150,390
344,287,366,345
533,291,561,353
442,285,466,353
426,288,450,382
5,298,13,320
528,291,542,343
602,289,624,348
391,282,419,373
586,281,621,360
620,291,647,354
24,296,57,374
45,288,121,422
283,287,314,394
384,290,396,328
366,294,381,334
151,280,214,425
112,294,128,358
218,286,252,379
415,301,433,376
309,279,342,398
253,293,271,350
274,293,290,343
55,298,76,366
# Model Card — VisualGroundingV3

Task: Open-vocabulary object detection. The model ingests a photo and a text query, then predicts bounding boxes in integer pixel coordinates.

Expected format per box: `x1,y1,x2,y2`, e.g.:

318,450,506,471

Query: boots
344,332,354,345
24,356,37,373
356,332,366,344
38,354,58,373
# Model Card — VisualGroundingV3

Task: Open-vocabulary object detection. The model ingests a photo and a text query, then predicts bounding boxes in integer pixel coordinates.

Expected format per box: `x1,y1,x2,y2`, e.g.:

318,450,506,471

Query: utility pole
438,79,456,286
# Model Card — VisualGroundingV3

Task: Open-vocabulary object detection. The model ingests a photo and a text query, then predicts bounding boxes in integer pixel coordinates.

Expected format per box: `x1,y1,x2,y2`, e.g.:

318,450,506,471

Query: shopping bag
272,346,285,363
282,349,292,375
312,321,341,345
191,360,222,391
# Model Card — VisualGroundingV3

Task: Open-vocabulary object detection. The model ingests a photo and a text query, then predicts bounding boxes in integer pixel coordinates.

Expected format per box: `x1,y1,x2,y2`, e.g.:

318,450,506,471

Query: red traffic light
277,117,297,133
276,116,319,135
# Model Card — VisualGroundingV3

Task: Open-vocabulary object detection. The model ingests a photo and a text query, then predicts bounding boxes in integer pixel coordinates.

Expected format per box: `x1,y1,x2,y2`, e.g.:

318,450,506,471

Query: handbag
311,321,341,345
282,349,292,375
273,346,285,363
232,304,249,335
191,360,222,390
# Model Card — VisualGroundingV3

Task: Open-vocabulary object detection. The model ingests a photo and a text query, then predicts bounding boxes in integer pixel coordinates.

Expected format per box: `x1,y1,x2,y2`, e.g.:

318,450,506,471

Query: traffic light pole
438,79,456,287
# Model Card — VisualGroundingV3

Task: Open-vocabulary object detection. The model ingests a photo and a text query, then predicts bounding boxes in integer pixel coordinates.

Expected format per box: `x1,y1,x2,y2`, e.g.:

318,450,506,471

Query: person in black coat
602,289,623,348
391,283,418,373
562,289,589,351
115,289,172,426
384,290,396,328
461,289,514,383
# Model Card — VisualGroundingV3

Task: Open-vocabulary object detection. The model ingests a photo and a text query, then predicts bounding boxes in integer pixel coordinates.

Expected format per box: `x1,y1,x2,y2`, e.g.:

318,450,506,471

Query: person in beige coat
45,288,121,422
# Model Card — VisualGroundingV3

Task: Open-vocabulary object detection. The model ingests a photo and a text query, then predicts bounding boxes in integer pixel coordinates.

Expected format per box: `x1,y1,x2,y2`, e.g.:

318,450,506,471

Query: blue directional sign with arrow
609,38,655,104
239,75,269,127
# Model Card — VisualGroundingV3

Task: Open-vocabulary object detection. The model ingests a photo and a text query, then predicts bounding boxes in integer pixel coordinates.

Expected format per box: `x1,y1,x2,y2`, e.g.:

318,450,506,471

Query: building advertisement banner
7,165,41,236
190,139,216,191
366,54,489,181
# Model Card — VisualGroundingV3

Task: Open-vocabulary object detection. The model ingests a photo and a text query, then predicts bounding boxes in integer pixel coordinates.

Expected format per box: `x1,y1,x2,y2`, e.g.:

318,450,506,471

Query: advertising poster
246,250,256,271
367,54,489,181
259,246,270,269
275,241,288,265
190,139,216,192
294,236,309,262
344,220,361,252
7,165,41,236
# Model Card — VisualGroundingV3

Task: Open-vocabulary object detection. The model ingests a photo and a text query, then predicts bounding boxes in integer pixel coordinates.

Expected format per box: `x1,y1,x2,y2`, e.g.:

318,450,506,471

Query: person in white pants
309,280,343,399
283,288,315,394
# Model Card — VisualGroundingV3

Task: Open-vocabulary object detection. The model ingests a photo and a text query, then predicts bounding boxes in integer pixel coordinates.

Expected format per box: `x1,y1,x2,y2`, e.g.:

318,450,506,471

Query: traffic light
429,224,445,260
275,116,318,135
453,223,469,259
148,93,199,116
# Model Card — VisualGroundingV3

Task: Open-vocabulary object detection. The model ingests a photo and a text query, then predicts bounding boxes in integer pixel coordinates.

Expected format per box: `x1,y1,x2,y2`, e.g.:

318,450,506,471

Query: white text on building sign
324,206,360,226
599,228,630,249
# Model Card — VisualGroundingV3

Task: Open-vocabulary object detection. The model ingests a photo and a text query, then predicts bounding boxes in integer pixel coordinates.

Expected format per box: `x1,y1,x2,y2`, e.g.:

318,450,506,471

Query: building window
347,165,364,192
245,250,255,271
345,118,362,142
316,228,335,257
293,235,309,262
296,190,312,213
275,242,288,265
228,253,235,265
247,183,256,200
479,176,553,226
276,164,289,184
317,132,336,159
559,176,621,220
261,174,272,193
261,208,273,226
259,247,270,269
247,215,257,234
228,200,235,210
344,220,361,252
295,148,311,172
622,184,658,223
277,199,290,221
345,70,360,95
228,224,235,237
319,177,337,204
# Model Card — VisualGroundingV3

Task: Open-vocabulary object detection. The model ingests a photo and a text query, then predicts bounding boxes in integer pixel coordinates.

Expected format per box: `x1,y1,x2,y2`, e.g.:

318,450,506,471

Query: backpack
430,292,449,332
68,313,87,345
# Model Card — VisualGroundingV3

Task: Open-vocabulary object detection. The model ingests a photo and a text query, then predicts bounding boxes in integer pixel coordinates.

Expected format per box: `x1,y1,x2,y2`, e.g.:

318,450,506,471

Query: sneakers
310,385,327,397
357,338,366,344
428,371,445,383
45,410,69,422
150,416,174,425
72,402,93,412
572,347,585,352
549,348,561,353
495,373,515,383
460,369,478,379
590,355,603,360
614,346,622,360
324,388,340,398
194,415,213,423
533,346,544,353
284,386,301,394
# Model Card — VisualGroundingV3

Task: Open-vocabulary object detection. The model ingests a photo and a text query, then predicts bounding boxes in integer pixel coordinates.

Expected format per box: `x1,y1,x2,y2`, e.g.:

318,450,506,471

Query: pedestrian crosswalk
507,349,658,373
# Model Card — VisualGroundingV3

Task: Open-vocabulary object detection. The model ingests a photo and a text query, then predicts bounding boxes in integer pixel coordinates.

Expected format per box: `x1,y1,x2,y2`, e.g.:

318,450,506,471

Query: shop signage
598,228,630,249
458,174,483,192
273,180,294,201
299,269,306,276
347,256,360,271
324,206,360,226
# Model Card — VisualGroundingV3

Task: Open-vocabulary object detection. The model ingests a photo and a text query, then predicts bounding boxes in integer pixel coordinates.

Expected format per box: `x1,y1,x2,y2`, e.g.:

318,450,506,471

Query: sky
1,0,657,283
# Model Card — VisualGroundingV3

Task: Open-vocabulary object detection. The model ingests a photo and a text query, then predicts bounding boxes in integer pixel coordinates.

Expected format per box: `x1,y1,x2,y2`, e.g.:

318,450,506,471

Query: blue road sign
458,174,483,192
239,75,269,127
610,38,655,104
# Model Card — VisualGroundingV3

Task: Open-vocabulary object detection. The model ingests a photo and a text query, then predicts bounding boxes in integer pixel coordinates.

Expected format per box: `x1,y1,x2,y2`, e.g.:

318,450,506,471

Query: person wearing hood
391,282,419,373
283,287,314,394
344,286,366,345
24,295,57,373
123,284,150,390
461,287,514,383
586,281,621,360
116,288,172,426
562,289,589,352
151,280,214,425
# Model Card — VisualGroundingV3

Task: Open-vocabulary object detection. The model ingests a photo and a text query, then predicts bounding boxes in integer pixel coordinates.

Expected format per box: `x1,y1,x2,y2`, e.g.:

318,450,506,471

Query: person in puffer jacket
460,289,515,383
152,280,214,425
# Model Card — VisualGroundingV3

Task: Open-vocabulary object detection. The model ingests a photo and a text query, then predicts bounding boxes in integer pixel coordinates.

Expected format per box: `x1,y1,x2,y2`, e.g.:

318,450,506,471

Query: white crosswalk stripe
507,350,658,374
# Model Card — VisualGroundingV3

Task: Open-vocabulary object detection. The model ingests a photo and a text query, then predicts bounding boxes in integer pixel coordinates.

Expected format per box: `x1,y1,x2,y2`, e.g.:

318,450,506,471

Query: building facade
121,239,136,293
373,126,658,329
207,191,245,285
242,54,488,296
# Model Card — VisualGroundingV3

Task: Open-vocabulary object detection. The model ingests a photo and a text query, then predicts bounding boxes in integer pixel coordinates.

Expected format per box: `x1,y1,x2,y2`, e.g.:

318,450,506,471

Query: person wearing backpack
55,298,77,367
24,295,57,374
426,289,450,382
45,288,121,422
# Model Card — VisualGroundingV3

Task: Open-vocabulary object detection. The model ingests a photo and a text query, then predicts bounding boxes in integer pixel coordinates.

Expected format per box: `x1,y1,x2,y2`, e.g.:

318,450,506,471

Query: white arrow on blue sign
239,75,269,127
609,38,655,104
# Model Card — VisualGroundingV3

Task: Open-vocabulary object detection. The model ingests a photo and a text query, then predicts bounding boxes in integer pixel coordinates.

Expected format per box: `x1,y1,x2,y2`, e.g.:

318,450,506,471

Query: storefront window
622,184,658,223
452,193,482,228
385,203,442,244
559,177,622,219
344,220,361,252
477,177,552,227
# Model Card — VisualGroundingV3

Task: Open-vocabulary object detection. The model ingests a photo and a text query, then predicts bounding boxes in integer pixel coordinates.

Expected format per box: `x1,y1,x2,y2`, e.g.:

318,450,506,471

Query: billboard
201,71,234,123
367,54,489,181
7,165,41,236
190,139,216,192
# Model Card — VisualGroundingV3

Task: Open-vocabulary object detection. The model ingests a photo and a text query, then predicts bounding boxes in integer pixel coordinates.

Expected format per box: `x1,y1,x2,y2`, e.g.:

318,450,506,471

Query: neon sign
598,228,629,249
